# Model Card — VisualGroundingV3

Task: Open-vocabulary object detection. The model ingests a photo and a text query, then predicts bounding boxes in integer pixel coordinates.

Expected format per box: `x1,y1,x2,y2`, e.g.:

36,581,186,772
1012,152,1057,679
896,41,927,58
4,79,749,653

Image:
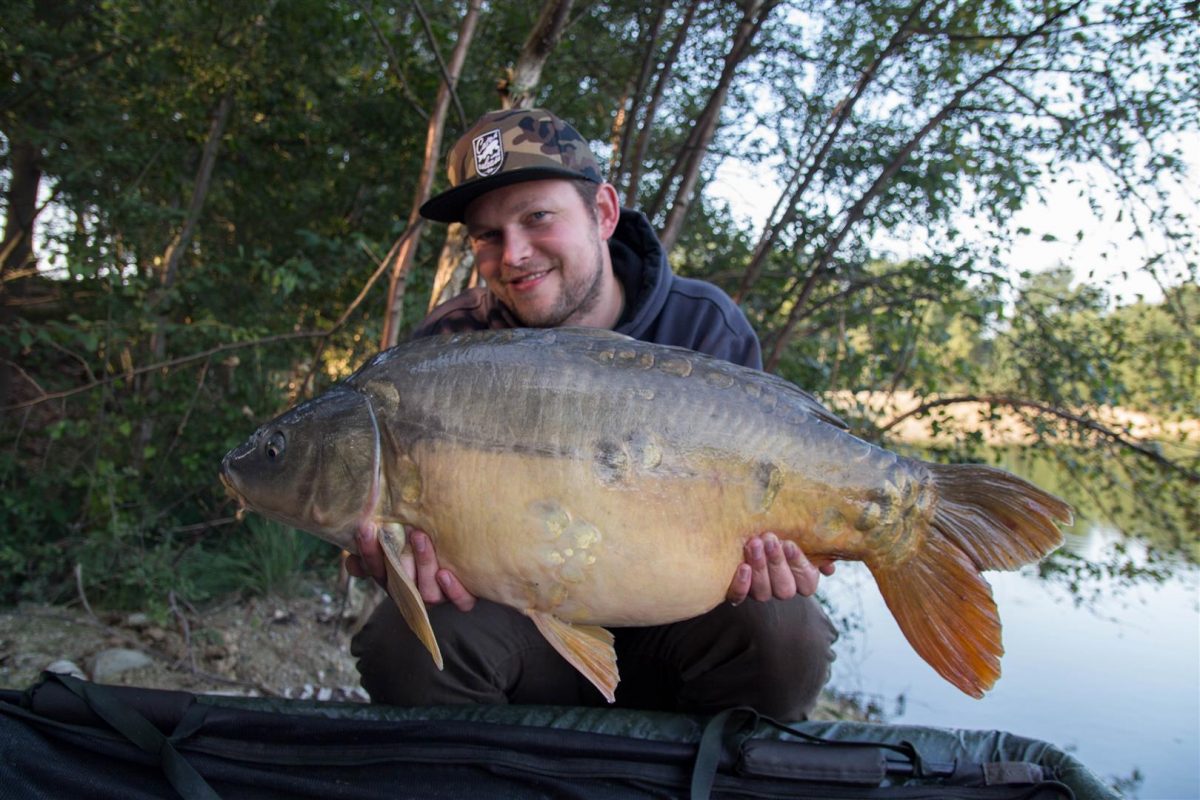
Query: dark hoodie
413,209,762,369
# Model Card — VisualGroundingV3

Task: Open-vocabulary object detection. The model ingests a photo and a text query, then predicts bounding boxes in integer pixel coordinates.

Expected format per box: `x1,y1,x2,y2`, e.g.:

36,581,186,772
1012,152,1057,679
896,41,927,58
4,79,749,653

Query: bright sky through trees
711,137,1198,307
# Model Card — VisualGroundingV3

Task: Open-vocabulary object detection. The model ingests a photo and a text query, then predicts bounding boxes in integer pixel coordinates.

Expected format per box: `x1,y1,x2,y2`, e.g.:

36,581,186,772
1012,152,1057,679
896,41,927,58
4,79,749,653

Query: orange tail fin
869,464,1072,698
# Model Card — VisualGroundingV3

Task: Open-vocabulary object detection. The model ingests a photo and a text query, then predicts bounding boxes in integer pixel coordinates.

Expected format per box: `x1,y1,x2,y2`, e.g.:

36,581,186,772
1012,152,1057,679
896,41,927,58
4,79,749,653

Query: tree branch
765,0,1087,370
411,0,467,129
2,331,321,412
878,394,1200,483
299,228,416,396
735,0,937,301
658,0,781,250
610,0,669,192
628,0,702,208
354,0,429,119
7,223,406,414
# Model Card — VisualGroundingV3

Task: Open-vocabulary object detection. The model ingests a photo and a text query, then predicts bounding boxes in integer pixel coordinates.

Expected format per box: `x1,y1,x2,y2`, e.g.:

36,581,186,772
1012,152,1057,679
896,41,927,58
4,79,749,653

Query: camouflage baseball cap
419,108,603,223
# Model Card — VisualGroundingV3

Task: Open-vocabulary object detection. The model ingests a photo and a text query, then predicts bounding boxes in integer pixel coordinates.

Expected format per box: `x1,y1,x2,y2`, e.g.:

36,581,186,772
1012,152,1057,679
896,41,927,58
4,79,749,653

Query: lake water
822,522,1200,799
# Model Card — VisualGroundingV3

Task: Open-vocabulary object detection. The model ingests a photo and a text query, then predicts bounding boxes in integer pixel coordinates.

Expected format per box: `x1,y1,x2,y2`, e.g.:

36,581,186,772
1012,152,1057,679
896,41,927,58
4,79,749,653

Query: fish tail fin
925,463,1072,571
869,464,1072,698
868,536,1001,698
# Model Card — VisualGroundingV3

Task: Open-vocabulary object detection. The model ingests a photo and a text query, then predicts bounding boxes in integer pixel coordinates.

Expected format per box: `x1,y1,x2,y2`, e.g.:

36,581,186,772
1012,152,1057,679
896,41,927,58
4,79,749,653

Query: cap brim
419,167,599,223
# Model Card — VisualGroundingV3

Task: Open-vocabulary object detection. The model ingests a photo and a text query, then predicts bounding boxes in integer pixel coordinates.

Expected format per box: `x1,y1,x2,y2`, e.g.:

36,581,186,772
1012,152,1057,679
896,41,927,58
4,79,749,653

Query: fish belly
404,440,791,627
369,329,917,625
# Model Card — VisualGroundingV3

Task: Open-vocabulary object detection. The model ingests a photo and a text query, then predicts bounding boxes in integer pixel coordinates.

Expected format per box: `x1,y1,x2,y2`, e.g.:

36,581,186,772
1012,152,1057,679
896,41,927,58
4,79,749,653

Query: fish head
220,386,383,552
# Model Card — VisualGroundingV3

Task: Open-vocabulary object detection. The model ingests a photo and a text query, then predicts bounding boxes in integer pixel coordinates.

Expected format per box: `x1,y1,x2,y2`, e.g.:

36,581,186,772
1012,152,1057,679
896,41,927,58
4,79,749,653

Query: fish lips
217,459,247,517
219,433,273,520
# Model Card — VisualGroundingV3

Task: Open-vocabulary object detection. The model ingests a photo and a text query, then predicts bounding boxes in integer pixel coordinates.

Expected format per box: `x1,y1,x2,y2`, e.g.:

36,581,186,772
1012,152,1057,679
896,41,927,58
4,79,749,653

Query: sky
709,137,1199,308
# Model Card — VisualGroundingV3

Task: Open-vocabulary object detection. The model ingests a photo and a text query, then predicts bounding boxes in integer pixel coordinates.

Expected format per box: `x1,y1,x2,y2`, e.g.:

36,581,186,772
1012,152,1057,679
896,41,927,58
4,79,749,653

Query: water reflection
993,445,1199,567
919,443,1198,597
823,520,1200,800
1062,523,1131,560
828,428,1200,795
1038,524,1177,606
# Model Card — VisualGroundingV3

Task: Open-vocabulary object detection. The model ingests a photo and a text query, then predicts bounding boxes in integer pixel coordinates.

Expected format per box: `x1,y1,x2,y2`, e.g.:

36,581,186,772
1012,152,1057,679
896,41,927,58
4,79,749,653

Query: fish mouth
218,463,249,521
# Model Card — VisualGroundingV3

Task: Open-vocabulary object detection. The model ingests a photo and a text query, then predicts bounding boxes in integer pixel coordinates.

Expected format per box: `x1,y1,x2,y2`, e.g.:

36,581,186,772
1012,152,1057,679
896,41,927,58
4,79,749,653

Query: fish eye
265,431,286,462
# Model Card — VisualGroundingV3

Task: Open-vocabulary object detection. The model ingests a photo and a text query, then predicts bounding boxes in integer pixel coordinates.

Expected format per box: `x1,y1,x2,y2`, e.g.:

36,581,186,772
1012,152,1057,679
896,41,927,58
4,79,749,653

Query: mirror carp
221,328,1072,701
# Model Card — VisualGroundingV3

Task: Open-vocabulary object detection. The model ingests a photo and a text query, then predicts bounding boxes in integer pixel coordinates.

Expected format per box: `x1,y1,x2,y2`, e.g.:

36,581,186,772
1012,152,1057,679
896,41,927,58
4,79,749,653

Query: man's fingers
726,563,752,605
736,535,832,603
353,523,386,581
763,534,797,600
409,530,445,604
745,537,773,602
784,540,822,596
437,570,477,612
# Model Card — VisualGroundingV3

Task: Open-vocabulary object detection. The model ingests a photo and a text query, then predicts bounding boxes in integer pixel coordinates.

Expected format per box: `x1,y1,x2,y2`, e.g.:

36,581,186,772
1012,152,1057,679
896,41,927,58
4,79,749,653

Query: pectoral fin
377,525,444,670
526,610,618,703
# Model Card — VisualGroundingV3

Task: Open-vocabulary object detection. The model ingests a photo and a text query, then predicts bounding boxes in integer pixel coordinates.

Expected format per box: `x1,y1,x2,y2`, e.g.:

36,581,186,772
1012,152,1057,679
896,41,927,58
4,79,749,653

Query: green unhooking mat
0,672,1117,799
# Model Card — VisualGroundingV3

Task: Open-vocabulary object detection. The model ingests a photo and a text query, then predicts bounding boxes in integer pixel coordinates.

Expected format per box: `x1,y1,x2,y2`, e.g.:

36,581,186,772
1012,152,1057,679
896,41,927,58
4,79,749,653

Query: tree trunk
158,88,235,295
624,0,700,208
0,140,42,298
427,222,474,312
380,0,483,348
656,0,778,251
148,86,235,367
610,1,670,195
609,86,633,189
498,0,575,109
132,87,236,462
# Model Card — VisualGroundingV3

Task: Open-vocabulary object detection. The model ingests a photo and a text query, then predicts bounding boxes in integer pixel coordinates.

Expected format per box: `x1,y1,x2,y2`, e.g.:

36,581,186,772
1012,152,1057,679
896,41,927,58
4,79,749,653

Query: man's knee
708,594,837,660
760,596,839,717
351,597,591,706
682,596,838,720
351,598,442,704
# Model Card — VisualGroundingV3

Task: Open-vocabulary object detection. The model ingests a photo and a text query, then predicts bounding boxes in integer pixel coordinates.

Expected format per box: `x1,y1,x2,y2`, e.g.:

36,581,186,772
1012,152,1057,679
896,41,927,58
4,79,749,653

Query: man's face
464,179,621,329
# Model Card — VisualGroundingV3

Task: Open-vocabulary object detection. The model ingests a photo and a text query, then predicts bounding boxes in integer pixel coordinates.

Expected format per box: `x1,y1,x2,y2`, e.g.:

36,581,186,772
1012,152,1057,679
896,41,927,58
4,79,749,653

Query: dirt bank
0,577,868,720
1,582,365,701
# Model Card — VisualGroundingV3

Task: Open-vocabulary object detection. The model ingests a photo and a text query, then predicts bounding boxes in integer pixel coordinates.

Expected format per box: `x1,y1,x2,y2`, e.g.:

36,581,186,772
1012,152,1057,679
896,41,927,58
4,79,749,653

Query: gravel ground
1,577,372,701
0,578,868,720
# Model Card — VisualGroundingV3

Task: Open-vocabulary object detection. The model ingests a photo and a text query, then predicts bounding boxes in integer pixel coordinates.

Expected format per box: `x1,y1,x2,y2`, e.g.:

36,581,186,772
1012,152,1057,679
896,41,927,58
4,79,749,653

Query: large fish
220,328,1071,701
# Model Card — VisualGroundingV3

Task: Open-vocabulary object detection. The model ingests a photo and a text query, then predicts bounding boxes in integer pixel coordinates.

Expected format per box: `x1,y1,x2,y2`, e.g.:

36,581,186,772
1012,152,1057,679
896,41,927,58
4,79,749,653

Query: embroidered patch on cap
472,129,504,177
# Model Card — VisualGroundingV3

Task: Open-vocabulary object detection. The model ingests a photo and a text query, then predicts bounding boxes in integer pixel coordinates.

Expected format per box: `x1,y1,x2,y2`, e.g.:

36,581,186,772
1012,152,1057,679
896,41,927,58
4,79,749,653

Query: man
347,108,837,719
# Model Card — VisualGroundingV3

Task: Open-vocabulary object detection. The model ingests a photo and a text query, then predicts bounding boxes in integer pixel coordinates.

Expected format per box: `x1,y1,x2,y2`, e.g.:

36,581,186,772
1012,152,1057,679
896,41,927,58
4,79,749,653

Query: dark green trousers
351,593,837,720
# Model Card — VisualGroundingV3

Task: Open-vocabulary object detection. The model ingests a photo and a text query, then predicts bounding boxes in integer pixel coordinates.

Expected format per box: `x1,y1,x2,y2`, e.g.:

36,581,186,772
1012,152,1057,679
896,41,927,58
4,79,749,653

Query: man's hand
344,526,476,612
727,533,835,605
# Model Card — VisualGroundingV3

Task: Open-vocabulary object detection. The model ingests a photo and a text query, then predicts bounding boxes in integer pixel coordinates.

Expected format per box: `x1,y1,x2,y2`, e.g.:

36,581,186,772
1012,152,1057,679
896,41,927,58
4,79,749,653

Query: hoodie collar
609,209,672,337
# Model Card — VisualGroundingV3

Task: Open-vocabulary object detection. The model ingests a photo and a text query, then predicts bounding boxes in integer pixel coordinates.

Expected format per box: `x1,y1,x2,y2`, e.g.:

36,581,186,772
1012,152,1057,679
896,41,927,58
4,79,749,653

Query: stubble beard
512,234,608,329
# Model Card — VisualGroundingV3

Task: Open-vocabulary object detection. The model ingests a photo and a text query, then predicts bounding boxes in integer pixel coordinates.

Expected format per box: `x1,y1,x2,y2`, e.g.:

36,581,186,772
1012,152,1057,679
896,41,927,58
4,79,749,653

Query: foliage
1,0,1197,609
189,517,330,600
